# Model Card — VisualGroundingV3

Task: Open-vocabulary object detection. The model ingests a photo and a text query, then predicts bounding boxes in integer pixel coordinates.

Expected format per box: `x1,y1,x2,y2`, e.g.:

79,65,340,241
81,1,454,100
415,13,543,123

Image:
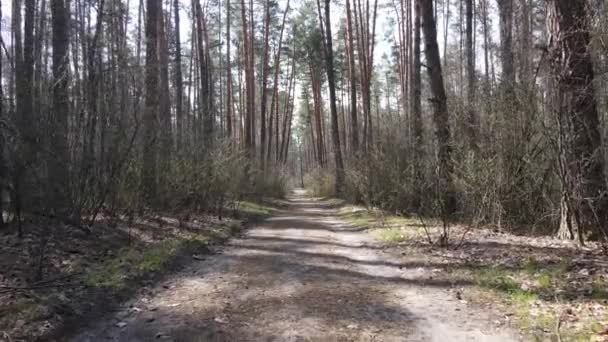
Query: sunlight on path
72,190,518,342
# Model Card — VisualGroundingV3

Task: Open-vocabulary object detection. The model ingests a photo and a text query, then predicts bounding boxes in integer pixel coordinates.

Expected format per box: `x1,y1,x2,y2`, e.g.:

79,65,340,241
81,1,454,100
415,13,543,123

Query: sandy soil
70,190,519,342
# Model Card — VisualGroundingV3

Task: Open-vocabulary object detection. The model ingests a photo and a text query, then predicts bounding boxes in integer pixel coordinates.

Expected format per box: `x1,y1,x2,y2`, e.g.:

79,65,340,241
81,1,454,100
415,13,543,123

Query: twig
0,273,83,293
555,310,563,342
32,272,81,286
454,224,473,249
0,282,83,293
416,212,434,245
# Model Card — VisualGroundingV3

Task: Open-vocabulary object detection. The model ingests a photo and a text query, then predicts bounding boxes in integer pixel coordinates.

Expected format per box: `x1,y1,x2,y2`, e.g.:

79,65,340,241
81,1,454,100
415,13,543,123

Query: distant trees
2,0,608,245
298,0,608,244
0,0,296,235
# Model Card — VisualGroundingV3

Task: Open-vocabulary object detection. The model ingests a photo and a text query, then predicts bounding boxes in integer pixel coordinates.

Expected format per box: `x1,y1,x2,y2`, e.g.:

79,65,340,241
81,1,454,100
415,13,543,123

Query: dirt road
72,190,518,341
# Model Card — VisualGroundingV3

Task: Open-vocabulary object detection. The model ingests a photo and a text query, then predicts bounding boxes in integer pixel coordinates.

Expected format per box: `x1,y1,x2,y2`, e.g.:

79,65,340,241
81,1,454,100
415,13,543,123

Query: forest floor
337,203,608,341
67,190,519,342
0,200,277,341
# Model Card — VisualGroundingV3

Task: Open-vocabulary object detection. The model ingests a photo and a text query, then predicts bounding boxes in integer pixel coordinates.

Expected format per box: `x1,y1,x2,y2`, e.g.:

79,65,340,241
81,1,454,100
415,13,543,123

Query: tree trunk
194,0,213,150
345,0,359,153
267,0,290,165
420,0,455,217
322,0,345,195
174,0,184,151
481,0,492,115
497,0,515,96
465,0,478,151
141,0,160,204
226,0,233,141
259,0,271,169
159,5,172,158
50,0,70,214
411,0,423,208
0,0,4,228
548,0,608,241
240,0,253,156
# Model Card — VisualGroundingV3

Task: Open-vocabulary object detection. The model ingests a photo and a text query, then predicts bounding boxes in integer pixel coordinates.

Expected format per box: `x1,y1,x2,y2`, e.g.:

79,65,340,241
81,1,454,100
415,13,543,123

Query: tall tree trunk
322,0,345,195
481,0,492,114
158,5,172,204
267,0,290,165
226,0,233,141
420,0,455,217
174,0,184,151
259,0,271,170
13,0,35,236
411,0,423,208
465,0,478,151
248,0,255,156
345,0,359,153
141,0,160,204
50,0,70,214
497,0,515,96
309,63,325,167
240,0,253,156
548,0,608,242
195,0,212,150
0,0,4,228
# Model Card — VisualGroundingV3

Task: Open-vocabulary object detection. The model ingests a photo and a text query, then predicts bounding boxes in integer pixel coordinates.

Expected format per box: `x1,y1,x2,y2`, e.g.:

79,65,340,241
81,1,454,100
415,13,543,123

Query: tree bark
345,0,359,153
465,0,478,151
240,0,253,156
322,0,345,195
548,0,608,241
411,0,423,208
141,0,160,203
174,0,184,151
497,0,515,96
267,0,290,165
259,0,271,169
0,0,4,228
50,0,70,213
420,0,455,217
226,0,233,141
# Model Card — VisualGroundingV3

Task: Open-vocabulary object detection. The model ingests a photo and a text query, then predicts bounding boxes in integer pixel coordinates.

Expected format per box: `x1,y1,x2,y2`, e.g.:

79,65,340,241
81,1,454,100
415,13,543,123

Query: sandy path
71,190,518,342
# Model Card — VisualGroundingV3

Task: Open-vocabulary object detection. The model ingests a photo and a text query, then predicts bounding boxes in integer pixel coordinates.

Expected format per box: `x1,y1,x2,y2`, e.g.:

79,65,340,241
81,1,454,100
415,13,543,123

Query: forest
1,0,608,340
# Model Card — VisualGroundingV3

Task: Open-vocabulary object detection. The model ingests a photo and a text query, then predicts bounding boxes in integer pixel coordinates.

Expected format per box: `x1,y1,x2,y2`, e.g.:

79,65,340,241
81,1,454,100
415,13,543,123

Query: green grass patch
339,205,428,244
342,211,371,228
472,266,524,294
523,256,540,274
459,263,607,341
321,198,346,206
591,278,608,300
536,272,552,290
370,227,409,244
82,231,219,291
238,201,275,216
